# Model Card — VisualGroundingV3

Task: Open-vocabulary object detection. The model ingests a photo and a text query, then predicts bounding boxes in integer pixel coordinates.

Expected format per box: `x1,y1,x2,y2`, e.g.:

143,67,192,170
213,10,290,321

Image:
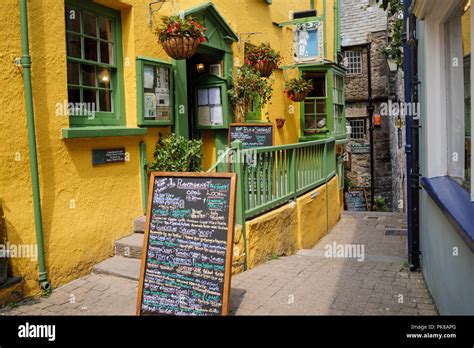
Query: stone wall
343,30,406,211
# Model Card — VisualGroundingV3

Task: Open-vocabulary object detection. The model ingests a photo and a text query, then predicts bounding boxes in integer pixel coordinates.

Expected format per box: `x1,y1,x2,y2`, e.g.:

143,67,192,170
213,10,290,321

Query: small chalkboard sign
229,123,274,149
137,172,237,316
92,148,125,166
345,189,368,211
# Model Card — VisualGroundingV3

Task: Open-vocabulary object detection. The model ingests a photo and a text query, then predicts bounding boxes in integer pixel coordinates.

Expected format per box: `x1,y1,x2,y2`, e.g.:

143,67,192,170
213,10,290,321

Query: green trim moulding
62,127,147,139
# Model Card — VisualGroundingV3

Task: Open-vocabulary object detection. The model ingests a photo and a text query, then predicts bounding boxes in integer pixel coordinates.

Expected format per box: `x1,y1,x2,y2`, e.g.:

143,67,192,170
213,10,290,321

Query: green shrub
148,133,203,173
374,196,389,212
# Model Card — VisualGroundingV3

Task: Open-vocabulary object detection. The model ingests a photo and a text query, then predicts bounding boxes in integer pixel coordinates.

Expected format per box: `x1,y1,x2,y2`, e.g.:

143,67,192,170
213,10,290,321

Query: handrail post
232,141,248,270
289,147,298,199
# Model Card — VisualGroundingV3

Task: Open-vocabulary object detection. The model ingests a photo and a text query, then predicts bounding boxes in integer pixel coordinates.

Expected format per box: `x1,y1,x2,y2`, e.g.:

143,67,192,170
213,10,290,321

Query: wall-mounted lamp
196,63,205,73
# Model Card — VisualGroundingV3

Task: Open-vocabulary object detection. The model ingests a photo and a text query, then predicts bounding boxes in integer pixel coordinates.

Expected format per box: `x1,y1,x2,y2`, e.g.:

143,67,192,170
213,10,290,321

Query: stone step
133,215,146,234
92,256,141,281
115,233,144,259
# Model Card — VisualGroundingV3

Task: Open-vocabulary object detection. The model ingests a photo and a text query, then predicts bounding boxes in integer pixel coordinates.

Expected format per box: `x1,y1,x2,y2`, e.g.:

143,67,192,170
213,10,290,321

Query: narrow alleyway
1,212,437,316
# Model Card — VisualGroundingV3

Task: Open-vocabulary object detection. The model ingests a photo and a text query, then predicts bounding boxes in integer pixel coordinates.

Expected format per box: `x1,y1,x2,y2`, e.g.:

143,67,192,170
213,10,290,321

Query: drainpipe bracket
16,56,31,68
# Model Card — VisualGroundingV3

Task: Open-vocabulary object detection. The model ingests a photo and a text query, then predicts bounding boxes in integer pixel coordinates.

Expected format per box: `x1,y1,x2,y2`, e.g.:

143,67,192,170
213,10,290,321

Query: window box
136,57,174,127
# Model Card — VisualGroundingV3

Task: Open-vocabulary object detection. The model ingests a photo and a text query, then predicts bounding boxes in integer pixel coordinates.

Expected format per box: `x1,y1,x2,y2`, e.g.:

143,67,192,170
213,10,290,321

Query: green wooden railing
207,137,336,270
208,137,336,220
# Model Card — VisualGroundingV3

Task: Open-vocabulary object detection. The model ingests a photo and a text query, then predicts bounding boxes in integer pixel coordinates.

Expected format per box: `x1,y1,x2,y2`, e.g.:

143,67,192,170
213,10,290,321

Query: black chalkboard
345,189,368,211
137,172,237,316
229,123,274,149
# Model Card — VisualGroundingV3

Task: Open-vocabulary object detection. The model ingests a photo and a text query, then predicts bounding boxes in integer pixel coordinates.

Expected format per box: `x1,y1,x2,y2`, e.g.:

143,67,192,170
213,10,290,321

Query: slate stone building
340,0,405,211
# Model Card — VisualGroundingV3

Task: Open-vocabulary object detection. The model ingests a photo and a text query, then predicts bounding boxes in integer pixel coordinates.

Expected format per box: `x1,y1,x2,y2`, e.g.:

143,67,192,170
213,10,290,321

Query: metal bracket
148,0,167,28
238,32,263,52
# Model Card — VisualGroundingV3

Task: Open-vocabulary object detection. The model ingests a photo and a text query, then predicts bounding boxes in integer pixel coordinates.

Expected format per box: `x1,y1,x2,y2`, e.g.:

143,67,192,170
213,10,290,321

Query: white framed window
349,119,366,140
344,50,363,75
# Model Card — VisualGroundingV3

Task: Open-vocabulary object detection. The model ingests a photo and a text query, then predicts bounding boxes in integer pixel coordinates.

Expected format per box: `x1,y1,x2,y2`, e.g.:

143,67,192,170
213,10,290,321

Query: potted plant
148,133,203,172
155,15,207,60
245,43,282,78
284,78,313,102
228,65,274,123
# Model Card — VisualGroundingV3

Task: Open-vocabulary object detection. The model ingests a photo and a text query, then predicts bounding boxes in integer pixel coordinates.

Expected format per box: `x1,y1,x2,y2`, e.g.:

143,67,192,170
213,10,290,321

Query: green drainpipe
19,0,50,292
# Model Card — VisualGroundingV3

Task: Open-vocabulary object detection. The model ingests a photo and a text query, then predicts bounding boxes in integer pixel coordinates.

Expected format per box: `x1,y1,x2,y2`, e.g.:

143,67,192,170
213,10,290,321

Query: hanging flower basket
155,15,207,60
245,43,282,78
253,60,278,78
162,36,201,60
284,78,313,102
286,90,310,102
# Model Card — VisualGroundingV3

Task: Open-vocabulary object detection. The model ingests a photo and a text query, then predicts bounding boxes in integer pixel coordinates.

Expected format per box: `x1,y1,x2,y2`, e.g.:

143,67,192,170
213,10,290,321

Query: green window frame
194,77,230,130
65,0,125,127
136,57,174,127
332,72,345,135
302,71,329,134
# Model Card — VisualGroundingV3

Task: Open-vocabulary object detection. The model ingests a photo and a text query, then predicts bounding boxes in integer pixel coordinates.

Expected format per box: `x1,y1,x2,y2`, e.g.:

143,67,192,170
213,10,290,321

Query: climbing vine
376,0,404,70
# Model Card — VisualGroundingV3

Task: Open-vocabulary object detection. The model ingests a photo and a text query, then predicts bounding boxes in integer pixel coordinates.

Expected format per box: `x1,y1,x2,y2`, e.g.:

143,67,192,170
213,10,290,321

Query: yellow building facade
0,0,345,297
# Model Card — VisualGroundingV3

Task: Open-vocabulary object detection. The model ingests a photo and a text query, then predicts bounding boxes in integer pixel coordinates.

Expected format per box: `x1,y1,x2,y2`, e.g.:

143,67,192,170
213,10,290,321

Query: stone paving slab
0,212,437,316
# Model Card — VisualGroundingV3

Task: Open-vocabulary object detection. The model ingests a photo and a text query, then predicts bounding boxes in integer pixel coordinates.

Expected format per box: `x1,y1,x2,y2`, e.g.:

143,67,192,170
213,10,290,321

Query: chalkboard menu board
345,189,368,212
137,172,237,316
229,123,274,149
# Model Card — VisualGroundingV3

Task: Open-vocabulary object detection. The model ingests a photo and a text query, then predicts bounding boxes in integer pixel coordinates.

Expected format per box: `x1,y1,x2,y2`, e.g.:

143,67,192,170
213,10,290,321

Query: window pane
82,89,97,109
316,115,327,128
99,17,113,41
100,42,113,64
68,87,81,104
99,89,112,112
84,37,98,61
98,68,111,89
65,7,81,33
305,116,316,129
67,62,80,85
304,73,326,97
316,101,326,114
82,64,96,87
83,12,98,37
304,100,315,114
67,33,81,58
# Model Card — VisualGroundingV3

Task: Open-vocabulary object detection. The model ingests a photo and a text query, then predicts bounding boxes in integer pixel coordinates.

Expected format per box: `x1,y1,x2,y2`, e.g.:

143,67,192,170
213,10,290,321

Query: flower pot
0,257,8,285
276,118,286,129
161,36,201,60
252,60,277,78
286,90,309,102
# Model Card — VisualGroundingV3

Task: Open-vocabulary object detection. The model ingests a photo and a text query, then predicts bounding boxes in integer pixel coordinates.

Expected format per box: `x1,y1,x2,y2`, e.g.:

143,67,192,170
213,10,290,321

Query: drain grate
385,228,408,236
367,216,379,220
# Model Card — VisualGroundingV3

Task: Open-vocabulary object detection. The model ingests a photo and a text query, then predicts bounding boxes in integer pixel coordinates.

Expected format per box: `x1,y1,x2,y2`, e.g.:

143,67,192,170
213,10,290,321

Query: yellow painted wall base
232,176,341,274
